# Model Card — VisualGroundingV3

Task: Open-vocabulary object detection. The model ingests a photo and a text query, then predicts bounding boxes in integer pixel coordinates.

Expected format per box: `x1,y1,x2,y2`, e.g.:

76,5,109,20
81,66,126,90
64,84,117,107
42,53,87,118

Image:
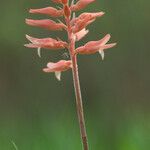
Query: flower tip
25,34,30,39
101,11,105,16
29,9,33,13
25,19,30,24
43,68,49,72
25,34,36,43
106,34,111,38
24,44,27,47
112,42,117,47
24,44,29,47
25,19,35,26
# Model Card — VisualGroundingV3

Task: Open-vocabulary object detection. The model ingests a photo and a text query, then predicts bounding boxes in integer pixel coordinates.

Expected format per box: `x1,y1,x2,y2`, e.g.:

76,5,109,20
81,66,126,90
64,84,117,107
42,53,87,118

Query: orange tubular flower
43,60,72,80
29,7,63,17
25,19,66,31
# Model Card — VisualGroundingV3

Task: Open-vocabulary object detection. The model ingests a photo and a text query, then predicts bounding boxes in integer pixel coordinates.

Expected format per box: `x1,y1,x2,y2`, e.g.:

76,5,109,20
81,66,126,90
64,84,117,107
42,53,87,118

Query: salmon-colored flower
72,12,105,24
71,0,95,11
72,16,94,33
72,12,104,33
25,35,68,57
29,7,63,17
25,35,68,49
43,60,72,80
75,28,89,41
26,19,66,31
75,34,116,59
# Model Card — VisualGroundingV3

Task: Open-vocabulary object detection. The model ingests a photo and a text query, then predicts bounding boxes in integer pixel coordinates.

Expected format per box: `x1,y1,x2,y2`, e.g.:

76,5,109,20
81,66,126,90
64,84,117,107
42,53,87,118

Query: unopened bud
64,5,71,18
61,0,68,5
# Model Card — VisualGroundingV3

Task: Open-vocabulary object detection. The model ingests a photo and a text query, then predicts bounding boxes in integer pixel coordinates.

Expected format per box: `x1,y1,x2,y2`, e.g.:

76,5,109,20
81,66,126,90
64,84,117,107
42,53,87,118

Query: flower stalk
65,12,89,150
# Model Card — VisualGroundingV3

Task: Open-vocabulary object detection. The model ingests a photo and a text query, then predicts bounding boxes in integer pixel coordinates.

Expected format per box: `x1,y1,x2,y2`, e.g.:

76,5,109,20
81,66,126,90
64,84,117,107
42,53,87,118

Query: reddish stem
65,13,89,150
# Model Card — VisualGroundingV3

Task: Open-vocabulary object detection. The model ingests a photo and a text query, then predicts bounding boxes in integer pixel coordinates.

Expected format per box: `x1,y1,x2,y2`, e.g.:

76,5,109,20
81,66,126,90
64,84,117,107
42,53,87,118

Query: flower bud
64,5,71,18
61,0,68,5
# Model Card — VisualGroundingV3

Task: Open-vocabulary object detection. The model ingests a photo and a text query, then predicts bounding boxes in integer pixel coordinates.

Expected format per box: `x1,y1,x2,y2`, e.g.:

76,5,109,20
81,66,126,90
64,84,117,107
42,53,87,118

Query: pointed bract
71,0,95,11
26,19,66,31
99,50,104,60
55,71,61,81
29,7,63,17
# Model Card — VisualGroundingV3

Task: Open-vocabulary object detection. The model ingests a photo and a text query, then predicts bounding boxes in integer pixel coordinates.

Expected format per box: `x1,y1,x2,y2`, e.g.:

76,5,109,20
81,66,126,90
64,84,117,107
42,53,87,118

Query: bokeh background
0,0,150,150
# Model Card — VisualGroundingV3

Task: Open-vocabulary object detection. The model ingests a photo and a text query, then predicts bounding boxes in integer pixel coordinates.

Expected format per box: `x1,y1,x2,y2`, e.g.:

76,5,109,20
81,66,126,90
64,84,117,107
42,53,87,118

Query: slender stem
72,54,89,150
65,15,89,150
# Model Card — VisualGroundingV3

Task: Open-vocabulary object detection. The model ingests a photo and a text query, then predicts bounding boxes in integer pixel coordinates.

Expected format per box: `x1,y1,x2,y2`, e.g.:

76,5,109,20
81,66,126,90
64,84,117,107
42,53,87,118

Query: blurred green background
0,0,150,150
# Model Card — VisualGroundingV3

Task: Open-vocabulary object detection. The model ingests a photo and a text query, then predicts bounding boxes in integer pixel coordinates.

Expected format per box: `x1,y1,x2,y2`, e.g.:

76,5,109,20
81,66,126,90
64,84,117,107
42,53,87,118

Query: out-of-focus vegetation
0,0,150,150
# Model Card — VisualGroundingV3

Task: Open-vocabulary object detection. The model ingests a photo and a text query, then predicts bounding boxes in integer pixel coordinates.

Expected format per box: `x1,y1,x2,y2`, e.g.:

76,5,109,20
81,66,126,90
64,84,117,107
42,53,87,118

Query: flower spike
25,0,116,149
